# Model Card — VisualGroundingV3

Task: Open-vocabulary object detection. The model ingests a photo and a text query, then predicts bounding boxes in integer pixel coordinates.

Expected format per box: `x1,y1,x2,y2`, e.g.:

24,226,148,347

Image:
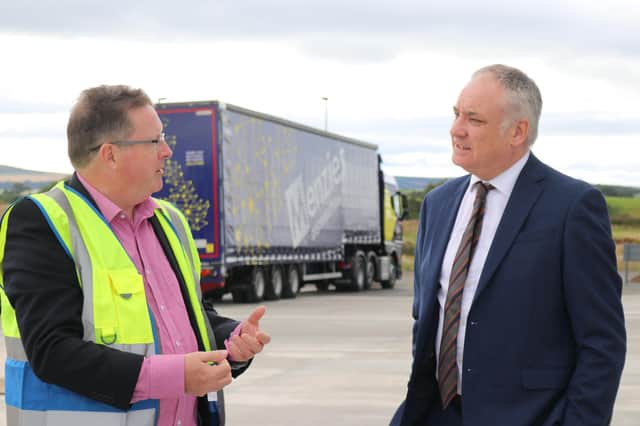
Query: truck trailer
155,101,407,303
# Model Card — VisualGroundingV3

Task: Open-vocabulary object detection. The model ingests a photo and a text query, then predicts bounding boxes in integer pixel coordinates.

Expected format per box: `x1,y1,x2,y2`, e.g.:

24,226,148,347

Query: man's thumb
247,305,266,326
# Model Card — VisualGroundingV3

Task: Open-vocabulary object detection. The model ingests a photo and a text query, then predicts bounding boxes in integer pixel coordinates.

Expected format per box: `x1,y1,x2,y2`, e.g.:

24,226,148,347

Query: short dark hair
67,85,152,168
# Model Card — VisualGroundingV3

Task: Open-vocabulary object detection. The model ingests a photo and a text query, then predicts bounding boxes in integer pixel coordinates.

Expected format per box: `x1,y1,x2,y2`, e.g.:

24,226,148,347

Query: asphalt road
2,273,640,425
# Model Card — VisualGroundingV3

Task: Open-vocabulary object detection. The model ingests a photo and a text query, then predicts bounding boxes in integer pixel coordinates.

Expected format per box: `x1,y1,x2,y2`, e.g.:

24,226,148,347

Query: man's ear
511,119,529,147
97,143,117,168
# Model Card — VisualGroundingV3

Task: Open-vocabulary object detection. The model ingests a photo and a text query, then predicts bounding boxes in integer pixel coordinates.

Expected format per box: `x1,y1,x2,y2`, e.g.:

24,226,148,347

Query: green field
608,196,640,229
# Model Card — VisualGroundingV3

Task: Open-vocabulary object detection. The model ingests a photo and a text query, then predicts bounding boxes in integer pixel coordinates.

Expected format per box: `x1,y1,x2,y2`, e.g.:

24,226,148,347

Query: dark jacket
391,154,626,426
2,174,244,419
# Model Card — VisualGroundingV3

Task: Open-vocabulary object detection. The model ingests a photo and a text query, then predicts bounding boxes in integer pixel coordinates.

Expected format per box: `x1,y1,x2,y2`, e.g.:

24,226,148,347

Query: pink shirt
78,174,199,426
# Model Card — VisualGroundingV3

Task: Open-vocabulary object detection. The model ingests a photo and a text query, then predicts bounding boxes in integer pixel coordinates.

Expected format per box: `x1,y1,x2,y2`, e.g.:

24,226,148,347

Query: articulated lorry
155,101,407,303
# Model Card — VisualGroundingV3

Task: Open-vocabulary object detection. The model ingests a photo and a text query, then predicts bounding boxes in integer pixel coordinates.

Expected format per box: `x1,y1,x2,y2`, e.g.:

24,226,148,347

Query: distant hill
0,164,68,190
0,164,67,177
595,184,640,198
395,176,449,191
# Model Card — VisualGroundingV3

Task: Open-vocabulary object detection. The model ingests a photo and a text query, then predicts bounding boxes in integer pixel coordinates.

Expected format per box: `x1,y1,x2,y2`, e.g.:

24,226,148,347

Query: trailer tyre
365,252,377,290
349,251,366,292
232,290,246,303
315,281,330,292
246,267,266,303
265,266,283,301
282,265,300,299
206,291,224,302
381,256,397,289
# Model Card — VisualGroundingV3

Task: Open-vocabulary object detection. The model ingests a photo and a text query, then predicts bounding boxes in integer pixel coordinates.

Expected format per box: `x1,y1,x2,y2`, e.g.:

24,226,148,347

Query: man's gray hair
473,64,543,146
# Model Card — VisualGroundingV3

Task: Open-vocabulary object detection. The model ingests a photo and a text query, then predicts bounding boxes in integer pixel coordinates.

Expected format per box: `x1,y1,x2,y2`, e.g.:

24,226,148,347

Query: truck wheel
206,291,224,302
349,251,366,292
231,290,246,303
381,256,397,289
365,252,377,290
265,266,283,301
246,267,266,303
315,281,330,292
282,265,300,299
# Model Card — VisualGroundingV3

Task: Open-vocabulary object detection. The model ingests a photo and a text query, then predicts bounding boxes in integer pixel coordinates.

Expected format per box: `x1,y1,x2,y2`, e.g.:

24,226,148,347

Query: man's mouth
454,143,471,151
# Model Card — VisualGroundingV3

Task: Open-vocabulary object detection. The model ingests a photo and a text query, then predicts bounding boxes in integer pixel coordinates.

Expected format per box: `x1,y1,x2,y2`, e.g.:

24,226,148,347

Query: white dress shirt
435,151,530,394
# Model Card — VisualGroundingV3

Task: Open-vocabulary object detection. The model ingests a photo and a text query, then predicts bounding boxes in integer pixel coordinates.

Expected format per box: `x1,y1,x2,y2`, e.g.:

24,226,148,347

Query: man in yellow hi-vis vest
0,85,271,426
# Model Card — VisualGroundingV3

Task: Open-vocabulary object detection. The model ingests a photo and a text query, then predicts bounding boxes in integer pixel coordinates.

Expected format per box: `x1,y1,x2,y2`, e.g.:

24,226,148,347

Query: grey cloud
0,127,64,139
336,116,452,153
282,111,640,155
0,98,68,114
541,114,640,136
278,113,454,152
299,38,399,63
333,113,640,149
556,162,640,187
1,1,638,62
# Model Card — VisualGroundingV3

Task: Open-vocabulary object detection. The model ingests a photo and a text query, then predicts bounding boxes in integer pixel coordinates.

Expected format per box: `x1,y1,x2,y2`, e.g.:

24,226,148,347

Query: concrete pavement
1,273,639,425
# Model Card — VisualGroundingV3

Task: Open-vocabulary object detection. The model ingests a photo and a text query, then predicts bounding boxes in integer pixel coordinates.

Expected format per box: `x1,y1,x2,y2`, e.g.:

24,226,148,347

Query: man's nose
159,142,172,159
158,138,172,156
450,117,466,138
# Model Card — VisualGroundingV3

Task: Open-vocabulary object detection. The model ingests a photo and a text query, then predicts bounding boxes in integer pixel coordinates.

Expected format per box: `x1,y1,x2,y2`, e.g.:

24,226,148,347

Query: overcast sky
1,0,639,186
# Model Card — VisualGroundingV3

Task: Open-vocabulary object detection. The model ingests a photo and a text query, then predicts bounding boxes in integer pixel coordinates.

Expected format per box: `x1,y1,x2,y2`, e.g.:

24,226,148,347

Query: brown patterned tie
438,181,493,408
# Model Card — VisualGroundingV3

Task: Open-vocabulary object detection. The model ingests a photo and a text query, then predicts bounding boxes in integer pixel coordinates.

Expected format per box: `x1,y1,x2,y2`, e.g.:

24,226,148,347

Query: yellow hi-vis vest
0,182,225,426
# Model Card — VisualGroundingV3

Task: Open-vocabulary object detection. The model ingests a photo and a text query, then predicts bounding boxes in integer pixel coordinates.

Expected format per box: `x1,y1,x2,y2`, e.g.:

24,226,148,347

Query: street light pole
321,97,328,131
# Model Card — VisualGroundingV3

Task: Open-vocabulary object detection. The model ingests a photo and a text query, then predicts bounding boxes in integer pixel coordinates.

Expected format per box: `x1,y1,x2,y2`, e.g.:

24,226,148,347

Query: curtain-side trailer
155,101,407,303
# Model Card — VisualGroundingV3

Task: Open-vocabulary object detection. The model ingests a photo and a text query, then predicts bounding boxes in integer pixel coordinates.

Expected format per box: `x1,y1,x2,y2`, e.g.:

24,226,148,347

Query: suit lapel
424,177,469,299
414,177,468,357
473,154,546,302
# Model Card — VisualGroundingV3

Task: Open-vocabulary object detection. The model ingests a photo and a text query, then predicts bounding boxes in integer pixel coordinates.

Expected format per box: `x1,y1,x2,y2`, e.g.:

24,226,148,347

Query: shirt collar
469,150,530,197
76,173,158,224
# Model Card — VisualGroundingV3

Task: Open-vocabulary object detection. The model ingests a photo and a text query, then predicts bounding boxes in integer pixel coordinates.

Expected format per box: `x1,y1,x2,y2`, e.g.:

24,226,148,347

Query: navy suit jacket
391,154,626,426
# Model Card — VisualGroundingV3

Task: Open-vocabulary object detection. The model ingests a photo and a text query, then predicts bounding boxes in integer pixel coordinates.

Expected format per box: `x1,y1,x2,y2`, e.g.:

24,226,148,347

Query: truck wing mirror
400,193,409,220
391,192,409,220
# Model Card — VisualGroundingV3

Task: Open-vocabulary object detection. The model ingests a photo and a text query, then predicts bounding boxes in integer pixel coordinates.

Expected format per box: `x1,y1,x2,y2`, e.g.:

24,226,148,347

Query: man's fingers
238,334,263,354
196,350,228,364
184,352,232,396
246,305,266,326
229,338,252,361
208,361,233,391
235,307,269,361
211,359,232,377
256,331,271,346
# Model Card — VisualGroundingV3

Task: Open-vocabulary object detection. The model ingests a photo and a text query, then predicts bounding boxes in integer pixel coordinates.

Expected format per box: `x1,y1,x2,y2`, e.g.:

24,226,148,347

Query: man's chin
151,185,163,196
452,156,475,175
452,154,467,168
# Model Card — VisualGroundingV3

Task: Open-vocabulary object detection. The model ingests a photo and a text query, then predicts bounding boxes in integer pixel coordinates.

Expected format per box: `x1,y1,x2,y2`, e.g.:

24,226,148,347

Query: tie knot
475,181,494,197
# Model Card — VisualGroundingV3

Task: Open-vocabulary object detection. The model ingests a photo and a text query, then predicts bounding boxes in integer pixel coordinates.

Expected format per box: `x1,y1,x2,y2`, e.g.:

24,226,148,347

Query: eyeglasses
88,133,167,152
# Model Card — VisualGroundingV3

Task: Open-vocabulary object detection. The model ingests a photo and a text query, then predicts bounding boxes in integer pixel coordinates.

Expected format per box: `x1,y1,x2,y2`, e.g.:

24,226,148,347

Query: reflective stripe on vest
0,182,221,425
6,404,157,426
155,200,225,424
0,203,20,339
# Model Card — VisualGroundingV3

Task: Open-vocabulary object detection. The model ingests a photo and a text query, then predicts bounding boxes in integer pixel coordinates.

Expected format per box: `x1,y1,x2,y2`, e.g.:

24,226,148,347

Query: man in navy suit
391,64,626,426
